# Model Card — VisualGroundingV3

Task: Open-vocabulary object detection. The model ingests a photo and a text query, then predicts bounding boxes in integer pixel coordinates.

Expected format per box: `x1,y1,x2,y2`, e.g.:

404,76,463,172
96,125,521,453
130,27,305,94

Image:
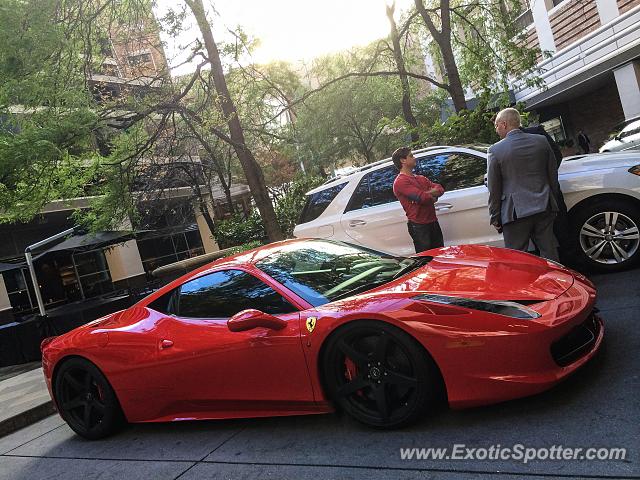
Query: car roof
307,144,488,195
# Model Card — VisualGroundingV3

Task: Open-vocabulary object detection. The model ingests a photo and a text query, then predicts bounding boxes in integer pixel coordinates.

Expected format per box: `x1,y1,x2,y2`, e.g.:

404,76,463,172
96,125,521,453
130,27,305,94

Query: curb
0,401,57,438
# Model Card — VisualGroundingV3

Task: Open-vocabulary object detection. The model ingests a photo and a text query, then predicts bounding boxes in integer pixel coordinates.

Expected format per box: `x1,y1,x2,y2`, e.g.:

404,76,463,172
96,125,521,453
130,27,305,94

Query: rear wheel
322,321,441,428
571,198,640,273
54,357,125,440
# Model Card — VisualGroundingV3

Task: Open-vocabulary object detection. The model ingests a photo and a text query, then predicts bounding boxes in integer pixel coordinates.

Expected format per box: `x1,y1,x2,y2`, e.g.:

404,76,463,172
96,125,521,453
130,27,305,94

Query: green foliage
214,174,323,248
214,211,266,249
274,174,324,237
426,107,499,145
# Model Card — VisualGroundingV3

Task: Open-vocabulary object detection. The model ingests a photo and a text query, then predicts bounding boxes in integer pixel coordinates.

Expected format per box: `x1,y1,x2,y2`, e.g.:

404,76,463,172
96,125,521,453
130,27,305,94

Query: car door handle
349,219,367,227
435,203,453,211
160,339,174,349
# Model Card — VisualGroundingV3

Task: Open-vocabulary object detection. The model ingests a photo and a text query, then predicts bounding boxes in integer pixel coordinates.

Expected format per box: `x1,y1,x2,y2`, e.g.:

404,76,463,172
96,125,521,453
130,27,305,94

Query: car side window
299,182,348,224
149,270,296,318
345,166,398,212
620,120,640,139
416,153,486,191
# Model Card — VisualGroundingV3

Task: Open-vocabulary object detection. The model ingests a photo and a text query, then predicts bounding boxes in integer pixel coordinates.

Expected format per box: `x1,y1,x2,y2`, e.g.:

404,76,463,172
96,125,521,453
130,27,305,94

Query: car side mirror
227,309,287,332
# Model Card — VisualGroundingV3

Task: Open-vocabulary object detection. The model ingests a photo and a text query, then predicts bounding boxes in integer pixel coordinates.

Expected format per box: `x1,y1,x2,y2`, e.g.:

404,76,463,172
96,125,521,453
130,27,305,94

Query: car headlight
629,165,640,176
413,294,542,319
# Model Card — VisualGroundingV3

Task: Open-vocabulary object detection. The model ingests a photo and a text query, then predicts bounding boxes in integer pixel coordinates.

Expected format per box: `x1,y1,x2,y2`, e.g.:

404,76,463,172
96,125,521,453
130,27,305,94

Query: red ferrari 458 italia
41,239,603,439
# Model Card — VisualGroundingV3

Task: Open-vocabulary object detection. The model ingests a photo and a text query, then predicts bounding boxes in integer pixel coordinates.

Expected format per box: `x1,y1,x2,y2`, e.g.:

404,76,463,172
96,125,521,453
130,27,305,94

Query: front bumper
429,277,604,409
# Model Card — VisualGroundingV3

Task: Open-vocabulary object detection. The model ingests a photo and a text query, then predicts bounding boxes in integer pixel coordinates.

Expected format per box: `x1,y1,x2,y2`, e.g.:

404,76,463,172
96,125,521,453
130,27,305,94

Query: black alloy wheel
322,321,441,428
54,358,125,440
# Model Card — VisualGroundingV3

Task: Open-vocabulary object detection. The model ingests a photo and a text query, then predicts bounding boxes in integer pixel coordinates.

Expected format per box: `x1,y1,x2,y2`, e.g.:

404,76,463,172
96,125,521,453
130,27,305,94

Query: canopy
36,231,135,256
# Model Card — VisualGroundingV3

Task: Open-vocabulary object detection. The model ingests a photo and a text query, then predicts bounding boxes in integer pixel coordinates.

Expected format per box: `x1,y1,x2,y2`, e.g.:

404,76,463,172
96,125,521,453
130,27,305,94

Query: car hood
559,152,639,175
370,245,574,302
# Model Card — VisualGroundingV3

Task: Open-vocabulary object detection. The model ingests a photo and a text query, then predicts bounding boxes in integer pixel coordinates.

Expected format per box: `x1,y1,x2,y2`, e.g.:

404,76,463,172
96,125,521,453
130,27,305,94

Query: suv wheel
571,198,640,273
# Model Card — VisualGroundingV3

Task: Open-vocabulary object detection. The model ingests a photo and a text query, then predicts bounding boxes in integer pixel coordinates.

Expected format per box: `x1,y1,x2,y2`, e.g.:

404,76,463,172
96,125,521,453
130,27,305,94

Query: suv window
345,165,398,212
416,152,486,191
299,182,347,224
619,119,640,139
148,270,295,318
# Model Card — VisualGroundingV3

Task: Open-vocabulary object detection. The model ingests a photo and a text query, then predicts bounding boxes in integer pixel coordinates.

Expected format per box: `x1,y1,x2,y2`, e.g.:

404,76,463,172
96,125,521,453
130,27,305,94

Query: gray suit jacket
487,129,561,226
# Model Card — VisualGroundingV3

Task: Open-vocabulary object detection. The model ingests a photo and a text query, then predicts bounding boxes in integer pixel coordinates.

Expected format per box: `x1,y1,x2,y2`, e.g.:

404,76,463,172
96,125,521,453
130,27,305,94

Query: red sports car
41,239,603,439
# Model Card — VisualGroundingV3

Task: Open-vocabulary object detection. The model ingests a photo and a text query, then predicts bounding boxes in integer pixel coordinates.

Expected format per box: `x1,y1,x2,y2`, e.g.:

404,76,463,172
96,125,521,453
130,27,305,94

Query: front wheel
322,321,442,429
54,357,125,440
571,198,640,273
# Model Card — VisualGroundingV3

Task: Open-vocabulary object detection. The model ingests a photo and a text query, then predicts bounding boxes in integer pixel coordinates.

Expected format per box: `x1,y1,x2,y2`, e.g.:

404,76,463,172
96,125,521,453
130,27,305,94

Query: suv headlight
629,165,640,176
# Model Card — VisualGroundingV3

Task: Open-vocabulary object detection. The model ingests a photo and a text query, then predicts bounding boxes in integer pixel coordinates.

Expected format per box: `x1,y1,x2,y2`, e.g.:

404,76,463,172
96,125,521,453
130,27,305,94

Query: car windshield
255,240,430,306
607,118,640,140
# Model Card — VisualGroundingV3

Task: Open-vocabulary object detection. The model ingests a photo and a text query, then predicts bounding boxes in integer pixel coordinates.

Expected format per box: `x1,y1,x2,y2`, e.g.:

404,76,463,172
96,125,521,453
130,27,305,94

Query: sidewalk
0,363,55,437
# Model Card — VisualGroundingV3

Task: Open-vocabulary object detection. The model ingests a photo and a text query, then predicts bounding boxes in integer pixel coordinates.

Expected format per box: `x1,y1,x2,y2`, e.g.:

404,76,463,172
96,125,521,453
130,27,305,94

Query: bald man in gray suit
487,108,561,261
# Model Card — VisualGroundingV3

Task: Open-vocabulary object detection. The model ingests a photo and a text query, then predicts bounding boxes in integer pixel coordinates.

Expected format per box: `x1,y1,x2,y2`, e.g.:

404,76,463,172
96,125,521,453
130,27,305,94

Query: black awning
36,231,135,257
0,262,24,273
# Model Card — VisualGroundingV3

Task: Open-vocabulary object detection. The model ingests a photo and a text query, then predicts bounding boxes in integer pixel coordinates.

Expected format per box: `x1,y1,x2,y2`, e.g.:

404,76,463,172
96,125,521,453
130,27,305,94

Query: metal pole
25,227,76,317
25,250,46,317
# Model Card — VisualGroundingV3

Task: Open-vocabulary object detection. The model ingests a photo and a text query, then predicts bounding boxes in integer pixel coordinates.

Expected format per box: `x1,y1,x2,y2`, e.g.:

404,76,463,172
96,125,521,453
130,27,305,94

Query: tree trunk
186,0,284,241
414,0,467,112
387,3,419,143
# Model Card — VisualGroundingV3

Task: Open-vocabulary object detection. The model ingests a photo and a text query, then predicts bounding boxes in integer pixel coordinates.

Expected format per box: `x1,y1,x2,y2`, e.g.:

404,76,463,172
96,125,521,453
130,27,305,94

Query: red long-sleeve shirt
392,173,444,224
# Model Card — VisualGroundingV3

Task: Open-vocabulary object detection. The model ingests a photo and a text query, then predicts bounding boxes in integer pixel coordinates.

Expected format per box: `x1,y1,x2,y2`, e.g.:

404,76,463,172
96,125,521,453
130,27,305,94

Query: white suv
294,146,640,272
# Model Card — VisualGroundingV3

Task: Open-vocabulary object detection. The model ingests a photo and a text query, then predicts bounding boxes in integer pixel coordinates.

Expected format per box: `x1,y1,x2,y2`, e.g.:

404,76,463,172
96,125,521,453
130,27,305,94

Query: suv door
416,151,501,247
340,165,414,256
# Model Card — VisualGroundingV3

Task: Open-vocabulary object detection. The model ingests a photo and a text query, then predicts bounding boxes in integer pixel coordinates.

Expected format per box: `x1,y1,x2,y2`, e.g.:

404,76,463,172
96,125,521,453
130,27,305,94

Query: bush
213,174,324,248
214,211,266,249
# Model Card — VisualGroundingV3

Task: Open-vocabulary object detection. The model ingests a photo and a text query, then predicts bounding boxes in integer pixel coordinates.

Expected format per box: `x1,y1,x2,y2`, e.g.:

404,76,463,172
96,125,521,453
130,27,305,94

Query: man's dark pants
408,220,444,253
502,211,559,261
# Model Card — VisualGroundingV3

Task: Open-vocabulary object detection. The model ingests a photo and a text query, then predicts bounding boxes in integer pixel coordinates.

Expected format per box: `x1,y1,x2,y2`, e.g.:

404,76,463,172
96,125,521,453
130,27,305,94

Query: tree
386,2,419,143
183,0,283,241
293,47,407,169
414,0,541,112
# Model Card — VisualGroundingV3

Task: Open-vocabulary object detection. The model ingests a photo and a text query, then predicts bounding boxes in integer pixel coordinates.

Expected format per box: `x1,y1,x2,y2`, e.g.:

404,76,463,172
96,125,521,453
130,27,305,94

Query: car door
339,164,414,256
148,268,315,416
416,151,503,247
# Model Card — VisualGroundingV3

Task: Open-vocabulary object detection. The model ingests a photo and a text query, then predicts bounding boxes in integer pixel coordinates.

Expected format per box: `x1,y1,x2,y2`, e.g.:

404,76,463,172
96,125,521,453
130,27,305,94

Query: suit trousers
502,211,559,261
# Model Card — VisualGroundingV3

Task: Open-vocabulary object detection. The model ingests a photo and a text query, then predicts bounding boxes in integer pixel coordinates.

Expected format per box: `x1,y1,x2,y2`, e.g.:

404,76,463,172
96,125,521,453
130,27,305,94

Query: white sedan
294,146,640,272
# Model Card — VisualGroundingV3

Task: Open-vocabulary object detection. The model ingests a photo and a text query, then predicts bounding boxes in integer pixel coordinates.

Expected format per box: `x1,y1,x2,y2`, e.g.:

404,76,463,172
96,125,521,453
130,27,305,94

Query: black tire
570,198,640,273
54,357,125,440
322,321,442,429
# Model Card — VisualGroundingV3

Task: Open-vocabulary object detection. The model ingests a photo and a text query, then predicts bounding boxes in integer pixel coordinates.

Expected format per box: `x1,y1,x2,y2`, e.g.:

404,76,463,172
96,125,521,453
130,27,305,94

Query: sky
155,0,414,75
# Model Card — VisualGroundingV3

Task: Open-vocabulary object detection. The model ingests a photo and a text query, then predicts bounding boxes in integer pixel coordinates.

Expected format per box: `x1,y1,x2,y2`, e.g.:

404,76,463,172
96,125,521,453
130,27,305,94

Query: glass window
299,182,348,224
619,119,640,139
175,270,295,318
345,176,372,212
541,117,566,143
369,166,399,207
344,166,398,212
437,153,487,191
257,240,430,307
73,251,114,299
415,154,447,182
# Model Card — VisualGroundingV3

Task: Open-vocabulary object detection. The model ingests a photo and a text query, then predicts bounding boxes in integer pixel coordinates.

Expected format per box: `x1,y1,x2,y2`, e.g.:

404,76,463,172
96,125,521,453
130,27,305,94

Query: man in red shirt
391,147,445,253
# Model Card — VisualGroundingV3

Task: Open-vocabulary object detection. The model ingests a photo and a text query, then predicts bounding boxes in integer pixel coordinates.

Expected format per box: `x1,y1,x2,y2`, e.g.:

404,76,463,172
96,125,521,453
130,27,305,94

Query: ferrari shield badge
306,316,317,333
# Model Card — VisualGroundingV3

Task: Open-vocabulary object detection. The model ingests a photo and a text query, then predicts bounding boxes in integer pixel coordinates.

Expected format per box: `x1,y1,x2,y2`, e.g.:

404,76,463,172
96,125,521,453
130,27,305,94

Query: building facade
514,0,640,152
0,14,252,325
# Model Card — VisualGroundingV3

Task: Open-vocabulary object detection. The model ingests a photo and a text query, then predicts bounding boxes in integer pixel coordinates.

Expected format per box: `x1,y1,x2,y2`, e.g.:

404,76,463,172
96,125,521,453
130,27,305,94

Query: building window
515,9,534,29
541,117,567,143
128,52,152,67
137,227,205,274
4,269,34,313
72,250,114,299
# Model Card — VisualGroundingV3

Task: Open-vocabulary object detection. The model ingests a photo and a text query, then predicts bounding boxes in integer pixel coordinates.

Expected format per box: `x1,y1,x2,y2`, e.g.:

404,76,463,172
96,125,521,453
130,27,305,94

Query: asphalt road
0,268,638,480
